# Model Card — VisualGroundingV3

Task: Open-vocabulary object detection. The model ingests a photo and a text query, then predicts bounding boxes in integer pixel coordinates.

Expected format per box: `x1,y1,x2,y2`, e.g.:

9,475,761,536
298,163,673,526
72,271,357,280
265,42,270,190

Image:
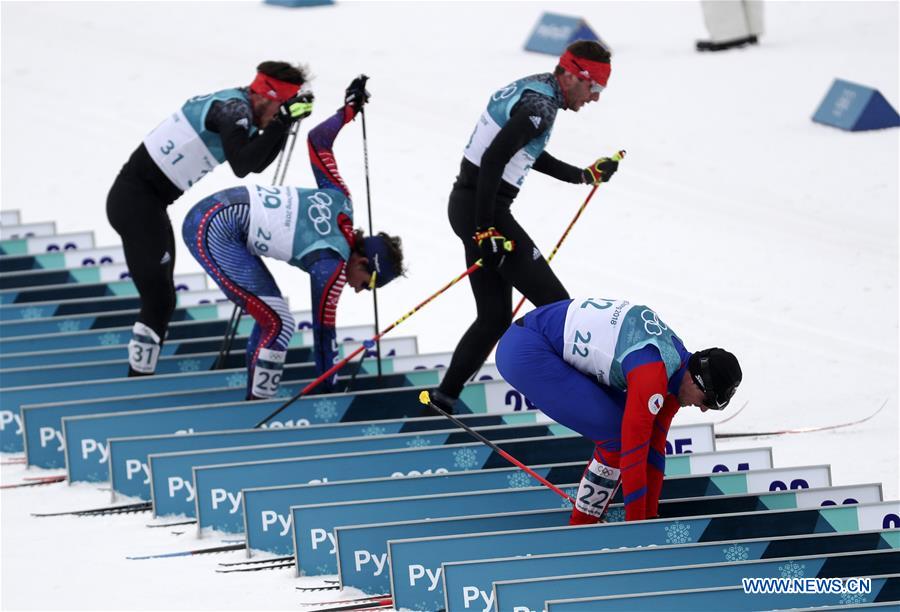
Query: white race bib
128,322,161,374
247,185,299,261
463,112,536,187
143,110,219,191
575,458,621,519
251,348,286,399
562,298,634,385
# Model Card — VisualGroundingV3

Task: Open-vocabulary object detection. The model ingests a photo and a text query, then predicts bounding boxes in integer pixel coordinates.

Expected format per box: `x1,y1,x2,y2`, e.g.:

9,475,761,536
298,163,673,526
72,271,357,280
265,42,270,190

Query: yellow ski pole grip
419,390,432,405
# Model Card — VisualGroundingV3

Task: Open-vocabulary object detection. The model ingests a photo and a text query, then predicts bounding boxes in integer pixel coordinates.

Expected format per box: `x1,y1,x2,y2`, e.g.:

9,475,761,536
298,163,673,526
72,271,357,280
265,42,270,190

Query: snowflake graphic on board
507,471,533,489
19,306,46,320
177,359,201,373
405,436,431,448
722,543,751,562
560,487,578,508
57,320,81,333
778,560,806,579
838,591,868,605
275,386,293,399
452,447,479,470
664,521,692,544
361,425,387,437
225,372,247,388
313,399,339,422
604,506,625,523
97,332,121,346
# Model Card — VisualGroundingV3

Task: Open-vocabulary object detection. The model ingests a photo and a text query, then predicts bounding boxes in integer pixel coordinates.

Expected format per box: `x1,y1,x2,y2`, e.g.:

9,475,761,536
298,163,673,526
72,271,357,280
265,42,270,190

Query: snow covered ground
2,1,898,610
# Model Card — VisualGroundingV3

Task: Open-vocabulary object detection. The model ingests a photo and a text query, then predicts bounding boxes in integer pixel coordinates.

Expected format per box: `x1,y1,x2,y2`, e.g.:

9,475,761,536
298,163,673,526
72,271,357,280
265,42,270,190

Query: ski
299,594,390,607
306,598,392,612
219,554,294,567
0,457,26,465
127,542,245,560
32,501,151,517
296,580,340,592
717,399,888,439
0,474,66,489
216,561,294,573
146,519,197,528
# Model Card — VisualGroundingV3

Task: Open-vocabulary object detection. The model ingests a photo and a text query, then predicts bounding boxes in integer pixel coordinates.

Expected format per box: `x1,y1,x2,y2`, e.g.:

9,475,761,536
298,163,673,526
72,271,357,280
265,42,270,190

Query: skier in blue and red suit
496,297,742,523
182,77,404,400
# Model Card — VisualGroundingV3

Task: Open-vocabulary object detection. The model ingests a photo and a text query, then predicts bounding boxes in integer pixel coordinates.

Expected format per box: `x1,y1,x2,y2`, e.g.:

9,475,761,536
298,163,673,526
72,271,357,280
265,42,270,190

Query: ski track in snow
2,1,898,610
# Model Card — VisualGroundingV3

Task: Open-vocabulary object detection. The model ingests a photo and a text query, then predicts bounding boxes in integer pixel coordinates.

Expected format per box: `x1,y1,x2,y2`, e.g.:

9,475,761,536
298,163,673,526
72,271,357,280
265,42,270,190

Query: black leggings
106,170,177,341
439,183,569,398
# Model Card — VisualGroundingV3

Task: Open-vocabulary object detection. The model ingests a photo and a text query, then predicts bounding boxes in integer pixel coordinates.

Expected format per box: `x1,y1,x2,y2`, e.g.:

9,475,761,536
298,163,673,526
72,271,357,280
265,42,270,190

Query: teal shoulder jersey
245,184,353,266
143,88,257,191
463,75,558,187
562,298,684,391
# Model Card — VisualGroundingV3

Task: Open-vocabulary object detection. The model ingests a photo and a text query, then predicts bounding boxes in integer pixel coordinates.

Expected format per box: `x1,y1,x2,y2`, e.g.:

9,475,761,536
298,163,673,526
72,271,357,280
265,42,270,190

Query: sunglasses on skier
570,58,606,94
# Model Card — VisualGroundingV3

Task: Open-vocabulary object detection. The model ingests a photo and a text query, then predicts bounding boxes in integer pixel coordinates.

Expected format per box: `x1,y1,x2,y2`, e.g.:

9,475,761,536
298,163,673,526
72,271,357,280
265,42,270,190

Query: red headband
558,50,611,87
250,72,301,103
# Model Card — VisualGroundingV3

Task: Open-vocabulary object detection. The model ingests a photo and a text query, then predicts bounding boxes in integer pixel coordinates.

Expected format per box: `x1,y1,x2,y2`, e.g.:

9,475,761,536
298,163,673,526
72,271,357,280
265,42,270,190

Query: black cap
688,348,742,410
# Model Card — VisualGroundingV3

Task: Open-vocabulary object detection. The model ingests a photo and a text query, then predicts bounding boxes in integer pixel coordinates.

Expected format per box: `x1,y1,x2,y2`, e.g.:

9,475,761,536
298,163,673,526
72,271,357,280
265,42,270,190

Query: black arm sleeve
533,150,586,184
475,111,546,228
206,99,290,178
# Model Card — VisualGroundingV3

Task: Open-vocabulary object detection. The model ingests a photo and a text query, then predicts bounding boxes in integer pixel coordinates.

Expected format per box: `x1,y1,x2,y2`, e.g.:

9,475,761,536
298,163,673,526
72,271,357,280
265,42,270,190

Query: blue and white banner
154,424,573,519
0,230,94,256
498,545,897,612
388,500,900,611
0,271,205,307
245,422,713,556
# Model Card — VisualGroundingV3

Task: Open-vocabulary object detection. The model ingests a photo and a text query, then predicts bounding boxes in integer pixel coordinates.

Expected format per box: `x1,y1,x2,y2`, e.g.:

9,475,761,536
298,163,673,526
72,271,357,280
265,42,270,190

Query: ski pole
254,261,484,428
511,149,626,319
271,119,300,185
418,391,576,504
275,121,301,185
342,349,369,393
357,76,383,379
211,305,240,370
217,312,242,369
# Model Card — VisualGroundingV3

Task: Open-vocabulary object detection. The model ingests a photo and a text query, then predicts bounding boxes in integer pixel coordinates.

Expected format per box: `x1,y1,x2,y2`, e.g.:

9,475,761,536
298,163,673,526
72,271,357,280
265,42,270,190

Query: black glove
345,74,371,111
583,157,619,184
277,91,314,125
474,227,514,269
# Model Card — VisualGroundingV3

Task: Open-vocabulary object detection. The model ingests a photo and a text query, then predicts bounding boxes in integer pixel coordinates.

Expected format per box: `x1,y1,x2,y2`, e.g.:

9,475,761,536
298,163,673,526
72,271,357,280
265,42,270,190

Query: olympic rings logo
641,308,667,336
492,84,518,102
307,191,334,236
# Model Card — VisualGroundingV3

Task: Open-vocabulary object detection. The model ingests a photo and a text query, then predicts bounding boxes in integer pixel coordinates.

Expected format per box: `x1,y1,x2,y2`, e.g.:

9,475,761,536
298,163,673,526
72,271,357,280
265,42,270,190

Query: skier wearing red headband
430,40,621,413
107,61,313,377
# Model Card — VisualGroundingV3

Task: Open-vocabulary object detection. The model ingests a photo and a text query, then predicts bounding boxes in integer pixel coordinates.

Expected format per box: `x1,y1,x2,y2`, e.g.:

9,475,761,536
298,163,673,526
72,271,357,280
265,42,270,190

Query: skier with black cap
181,77,404,400
495,297,741,523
